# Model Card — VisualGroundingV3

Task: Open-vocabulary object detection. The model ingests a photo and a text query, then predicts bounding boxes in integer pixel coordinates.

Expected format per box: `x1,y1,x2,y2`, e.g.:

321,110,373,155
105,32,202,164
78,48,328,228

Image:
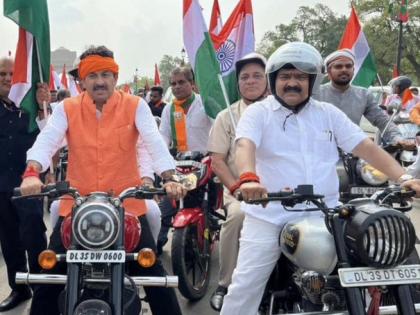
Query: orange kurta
59,90,147,217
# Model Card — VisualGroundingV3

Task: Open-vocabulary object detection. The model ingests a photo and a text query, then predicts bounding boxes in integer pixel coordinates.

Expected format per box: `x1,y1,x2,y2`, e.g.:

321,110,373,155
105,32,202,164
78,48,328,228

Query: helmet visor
268,60,319,76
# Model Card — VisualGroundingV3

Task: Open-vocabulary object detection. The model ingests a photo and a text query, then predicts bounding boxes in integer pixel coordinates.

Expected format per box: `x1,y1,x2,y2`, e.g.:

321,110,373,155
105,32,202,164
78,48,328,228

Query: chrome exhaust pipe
16,272,178,288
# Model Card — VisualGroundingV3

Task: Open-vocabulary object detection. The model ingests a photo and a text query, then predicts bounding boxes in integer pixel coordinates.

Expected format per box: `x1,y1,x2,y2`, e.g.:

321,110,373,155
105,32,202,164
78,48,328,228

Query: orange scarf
170,94,195,152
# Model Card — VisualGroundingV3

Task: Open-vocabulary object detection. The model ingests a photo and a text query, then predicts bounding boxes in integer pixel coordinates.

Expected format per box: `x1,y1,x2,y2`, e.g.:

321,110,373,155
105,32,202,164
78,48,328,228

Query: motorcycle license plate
66,250,126,263
338,265,420,287
350,186,383,195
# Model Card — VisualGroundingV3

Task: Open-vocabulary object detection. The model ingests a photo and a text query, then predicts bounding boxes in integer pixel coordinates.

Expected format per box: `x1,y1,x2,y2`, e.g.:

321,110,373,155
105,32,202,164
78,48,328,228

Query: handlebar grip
13,187,22,197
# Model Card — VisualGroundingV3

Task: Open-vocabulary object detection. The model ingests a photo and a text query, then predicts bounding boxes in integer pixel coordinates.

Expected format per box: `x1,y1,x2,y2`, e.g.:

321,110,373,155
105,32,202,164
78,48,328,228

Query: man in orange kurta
20,46,185,315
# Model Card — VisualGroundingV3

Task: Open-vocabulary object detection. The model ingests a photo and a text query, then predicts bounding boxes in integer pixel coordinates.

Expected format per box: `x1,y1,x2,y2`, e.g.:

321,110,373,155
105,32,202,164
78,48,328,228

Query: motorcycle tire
171,223,211,301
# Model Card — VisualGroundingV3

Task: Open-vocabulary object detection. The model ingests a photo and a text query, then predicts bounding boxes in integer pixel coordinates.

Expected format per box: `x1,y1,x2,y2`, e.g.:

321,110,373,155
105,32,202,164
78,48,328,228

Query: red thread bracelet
239,172,260,183
229,182,241,195
22,165,40,179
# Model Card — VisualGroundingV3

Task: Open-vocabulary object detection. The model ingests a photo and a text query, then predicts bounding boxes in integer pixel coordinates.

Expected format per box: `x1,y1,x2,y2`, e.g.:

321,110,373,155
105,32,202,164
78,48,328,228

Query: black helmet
388,76,412,94
235,52,267,79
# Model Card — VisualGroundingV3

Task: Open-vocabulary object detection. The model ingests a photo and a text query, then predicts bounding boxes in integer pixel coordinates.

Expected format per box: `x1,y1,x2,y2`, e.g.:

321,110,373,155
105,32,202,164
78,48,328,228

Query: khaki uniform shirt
207,100,247,180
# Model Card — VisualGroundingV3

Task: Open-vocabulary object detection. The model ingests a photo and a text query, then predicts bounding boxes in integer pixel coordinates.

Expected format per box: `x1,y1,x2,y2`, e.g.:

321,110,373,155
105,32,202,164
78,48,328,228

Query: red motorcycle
170,151,225,300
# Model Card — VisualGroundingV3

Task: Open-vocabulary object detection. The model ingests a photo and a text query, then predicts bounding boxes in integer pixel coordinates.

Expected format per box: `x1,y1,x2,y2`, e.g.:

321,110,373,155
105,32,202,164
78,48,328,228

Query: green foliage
257,1,420,85
257,4,348,58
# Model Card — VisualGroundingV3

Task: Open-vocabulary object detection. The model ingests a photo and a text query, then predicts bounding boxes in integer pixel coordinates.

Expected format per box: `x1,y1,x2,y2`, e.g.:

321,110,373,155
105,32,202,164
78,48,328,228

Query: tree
354,0,420,84
158,55,185,91
257,4,347,58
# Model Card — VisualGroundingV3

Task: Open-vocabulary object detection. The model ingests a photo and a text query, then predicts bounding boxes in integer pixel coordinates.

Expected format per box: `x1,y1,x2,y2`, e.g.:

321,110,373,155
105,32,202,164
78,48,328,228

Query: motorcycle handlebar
13,182,167,201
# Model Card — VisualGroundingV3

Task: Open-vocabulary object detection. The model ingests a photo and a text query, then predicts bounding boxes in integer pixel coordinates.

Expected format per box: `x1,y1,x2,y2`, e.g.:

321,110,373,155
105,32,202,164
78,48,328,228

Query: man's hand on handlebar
20,176,44,196
239,182,268,203
163,182,187,200
401,179,420,198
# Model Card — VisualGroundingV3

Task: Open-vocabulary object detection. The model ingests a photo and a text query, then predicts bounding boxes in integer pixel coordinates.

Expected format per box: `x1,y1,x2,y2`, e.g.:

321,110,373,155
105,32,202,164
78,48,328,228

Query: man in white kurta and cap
314,49,404,145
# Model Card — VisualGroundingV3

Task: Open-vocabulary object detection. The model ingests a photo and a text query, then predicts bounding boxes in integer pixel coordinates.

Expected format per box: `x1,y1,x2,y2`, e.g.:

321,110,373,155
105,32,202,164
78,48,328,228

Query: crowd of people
1,40,420,315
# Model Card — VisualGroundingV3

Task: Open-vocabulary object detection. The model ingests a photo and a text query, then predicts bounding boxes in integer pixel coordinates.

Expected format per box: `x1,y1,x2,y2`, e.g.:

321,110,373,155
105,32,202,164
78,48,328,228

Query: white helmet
266,42,324,97
235,52,267,79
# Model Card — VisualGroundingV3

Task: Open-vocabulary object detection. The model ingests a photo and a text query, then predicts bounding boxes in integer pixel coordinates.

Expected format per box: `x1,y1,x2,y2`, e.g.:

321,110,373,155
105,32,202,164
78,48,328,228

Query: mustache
93,85,107,91
283,86,302,93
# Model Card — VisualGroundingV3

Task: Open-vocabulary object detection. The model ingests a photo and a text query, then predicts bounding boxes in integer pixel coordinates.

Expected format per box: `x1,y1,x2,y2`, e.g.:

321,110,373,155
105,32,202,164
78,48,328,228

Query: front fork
331,214,416,315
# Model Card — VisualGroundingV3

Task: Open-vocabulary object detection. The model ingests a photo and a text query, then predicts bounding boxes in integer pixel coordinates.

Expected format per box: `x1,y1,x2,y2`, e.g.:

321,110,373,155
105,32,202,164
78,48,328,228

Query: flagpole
395,19,404,76
217,74,236,129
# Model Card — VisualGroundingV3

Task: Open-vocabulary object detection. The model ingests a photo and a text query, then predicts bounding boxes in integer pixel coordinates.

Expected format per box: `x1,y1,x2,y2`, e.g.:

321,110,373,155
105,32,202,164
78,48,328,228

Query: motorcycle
13,181,178,315
338,150,388,202
170,151,225,300
379,103,419,167
247,184,420,315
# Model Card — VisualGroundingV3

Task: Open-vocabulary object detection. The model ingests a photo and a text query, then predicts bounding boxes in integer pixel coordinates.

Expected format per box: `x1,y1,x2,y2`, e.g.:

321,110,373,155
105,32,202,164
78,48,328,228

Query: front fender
172,208,203,228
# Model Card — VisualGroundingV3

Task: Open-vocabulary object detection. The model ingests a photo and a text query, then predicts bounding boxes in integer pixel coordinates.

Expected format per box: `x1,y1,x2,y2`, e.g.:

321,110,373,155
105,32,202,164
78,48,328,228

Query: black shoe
0,288,32,312
209,286,228,311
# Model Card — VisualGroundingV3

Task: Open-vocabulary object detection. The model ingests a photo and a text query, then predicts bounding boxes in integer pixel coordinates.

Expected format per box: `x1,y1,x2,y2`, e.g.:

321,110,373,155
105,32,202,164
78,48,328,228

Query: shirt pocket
313,130,337,162
117,124,135,151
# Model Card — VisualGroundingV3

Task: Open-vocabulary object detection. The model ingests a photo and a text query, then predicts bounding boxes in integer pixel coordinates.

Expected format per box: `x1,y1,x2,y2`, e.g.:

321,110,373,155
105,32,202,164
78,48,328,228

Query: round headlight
344,199,416,268
73,202,120,250
356,159,388,186
74,299,112,315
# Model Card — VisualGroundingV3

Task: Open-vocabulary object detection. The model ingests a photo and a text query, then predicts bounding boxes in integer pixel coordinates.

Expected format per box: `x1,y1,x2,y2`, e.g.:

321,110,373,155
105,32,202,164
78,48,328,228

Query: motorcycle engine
280,215,337,275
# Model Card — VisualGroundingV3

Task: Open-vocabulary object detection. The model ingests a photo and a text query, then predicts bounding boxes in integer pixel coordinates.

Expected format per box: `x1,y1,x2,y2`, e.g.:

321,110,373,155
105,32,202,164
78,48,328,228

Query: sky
0,0,350,84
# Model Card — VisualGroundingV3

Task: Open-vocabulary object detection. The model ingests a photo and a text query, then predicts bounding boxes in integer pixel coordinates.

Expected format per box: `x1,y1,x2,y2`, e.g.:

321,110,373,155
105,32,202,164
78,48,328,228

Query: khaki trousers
218,191,245,287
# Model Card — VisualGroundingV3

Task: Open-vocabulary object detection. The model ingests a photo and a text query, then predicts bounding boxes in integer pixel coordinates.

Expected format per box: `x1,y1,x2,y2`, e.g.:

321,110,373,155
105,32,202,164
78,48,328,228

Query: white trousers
49,199,161,243
220,214,282,315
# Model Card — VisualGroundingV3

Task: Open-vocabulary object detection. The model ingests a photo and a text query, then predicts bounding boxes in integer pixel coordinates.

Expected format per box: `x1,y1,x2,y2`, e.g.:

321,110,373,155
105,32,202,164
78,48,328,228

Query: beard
333,77,351,86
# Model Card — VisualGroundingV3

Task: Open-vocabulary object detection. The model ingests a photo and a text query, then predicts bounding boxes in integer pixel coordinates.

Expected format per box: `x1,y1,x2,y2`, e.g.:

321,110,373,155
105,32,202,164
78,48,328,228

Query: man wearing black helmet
220,42,420,315
207,52,268,311
385,76,420,113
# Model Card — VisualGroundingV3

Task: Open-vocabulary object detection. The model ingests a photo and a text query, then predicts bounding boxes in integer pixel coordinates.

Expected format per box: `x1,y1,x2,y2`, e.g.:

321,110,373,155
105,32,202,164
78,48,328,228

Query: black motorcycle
247,185,420,315
13,181,178,315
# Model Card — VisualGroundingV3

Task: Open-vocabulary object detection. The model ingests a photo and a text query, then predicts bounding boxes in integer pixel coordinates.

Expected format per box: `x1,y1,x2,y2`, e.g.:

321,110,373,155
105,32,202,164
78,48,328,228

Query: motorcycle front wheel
171,222,211,300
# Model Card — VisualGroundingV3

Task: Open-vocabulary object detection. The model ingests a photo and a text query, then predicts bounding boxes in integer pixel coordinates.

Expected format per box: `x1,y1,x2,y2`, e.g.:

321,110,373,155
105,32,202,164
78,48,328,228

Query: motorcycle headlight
72,202,120,250
74,299,112,315
344,199,416,268
356,159,388,186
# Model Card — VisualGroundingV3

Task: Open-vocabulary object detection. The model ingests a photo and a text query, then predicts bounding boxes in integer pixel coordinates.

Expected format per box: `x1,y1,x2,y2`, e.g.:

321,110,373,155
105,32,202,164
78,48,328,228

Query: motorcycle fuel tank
280,215,337,275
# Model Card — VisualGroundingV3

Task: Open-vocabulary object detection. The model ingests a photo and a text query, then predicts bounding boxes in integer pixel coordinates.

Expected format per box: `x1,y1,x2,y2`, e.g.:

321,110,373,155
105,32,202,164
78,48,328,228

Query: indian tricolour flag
211,0,255,104
209,0,223,36
183,0,227,118
339,6,377,88
4,0,51,132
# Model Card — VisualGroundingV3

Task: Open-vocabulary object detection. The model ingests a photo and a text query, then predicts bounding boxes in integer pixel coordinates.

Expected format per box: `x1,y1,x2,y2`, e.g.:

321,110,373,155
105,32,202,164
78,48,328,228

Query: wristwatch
397,174,414,184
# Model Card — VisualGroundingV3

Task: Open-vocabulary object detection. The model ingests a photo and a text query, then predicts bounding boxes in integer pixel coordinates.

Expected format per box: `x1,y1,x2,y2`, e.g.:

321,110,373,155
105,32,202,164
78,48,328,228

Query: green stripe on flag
195,32,227,119
223,71,239,106
352,53,377,88
4,0,51,132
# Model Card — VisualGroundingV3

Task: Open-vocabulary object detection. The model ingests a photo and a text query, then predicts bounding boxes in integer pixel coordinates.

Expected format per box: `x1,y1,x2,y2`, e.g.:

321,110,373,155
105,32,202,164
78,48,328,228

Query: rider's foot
210,285,227,311
0,287,32,312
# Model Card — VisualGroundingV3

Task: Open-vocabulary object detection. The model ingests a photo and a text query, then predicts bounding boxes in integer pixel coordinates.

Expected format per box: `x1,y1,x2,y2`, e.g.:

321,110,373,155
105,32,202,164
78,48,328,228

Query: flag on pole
211,0,255,104
399,0,409,23
183,0,227,118
154,63,161,86
210,0,223,36
339,6,377,88
49,64,60,91
4,0,51,132
60,64,68,89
